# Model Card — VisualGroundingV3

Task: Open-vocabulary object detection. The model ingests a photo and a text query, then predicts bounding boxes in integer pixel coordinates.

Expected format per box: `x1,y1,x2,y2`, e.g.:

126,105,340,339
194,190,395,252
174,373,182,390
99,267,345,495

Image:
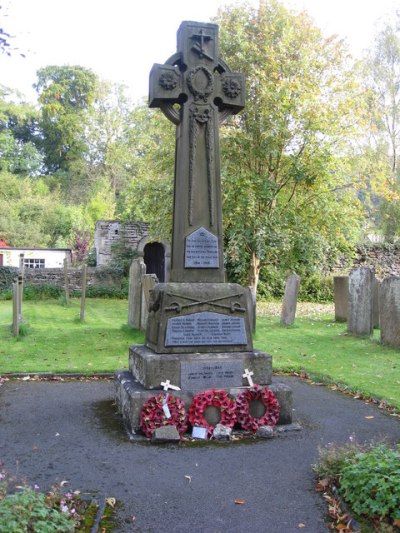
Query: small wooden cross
160,379,181,391
242,368,254,387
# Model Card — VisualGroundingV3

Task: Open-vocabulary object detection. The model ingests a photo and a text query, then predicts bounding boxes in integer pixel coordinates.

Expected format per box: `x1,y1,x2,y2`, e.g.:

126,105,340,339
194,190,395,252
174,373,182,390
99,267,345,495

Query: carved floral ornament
186,66,214,101
159,71,178,91
222,77,241,99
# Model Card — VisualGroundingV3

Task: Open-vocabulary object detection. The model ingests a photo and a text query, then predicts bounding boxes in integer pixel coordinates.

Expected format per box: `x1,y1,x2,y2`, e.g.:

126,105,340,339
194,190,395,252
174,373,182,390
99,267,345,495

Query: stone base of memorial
129,345,272,390
114,370,293,437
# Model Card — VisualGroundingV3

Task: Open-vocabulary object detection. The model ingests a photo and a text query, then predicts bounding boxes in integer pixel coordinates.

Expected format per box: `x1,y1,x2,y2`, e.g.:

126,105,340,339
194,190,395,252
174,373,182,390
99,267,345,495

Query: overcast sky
0,0,398,104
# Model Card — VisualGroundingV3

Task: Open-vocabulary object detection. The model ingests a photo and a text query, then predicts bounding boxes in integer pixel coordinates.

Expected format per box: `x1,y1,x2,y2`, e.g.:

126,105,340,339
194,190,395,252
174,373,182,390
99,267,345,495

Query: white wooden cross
160,379,181,391
243,368,254,387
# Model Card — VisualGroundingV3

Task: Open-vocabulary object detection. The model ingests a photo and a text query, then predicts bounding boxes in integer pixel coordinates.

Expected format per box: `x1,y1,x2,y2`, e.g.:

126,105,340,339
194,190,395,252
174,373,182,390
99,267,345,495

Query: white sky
0,0,398,104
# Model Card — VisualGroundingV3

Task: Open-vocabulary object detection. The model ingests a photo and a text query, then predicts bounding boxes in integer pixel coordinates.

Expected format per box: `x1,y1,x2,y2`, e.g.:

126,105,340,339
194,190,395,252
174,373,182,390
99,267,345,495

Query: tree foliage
360,14,400,240
215,1,364,291
34,65,98,173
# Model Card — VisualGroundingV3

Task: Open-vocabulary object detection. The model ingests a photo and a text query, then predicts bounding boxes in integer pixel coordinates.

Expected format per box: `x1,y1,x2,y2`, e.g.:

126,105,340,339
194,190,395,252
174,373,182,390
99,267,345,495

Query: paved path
1,376,400,532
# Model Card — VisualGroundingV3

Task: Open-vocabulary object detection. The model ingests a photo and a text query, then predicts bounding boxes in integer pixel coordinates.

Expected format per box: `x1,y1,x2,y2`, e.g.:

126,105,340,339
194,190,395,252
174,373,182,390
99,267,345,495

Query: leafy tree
361,14,400,239
34,65,98,173
118,103,175,238
0,86,43,175
215,1,365,292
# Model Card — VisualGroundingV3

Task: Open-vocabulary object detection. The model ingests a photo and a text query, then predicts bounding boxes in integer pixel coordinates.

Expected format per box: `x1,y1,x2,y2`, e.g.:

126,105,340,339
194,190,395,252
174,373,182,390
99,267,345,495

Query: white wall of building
0,248,72,268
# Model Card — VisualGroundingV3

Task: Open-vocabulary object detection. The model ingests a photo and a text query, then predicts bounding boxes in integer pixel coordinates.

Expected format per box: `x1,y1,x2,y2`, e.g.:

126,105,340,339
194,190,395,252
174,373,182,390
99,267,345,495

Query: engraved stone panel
165,311,247,346
185,227,218,268
181,360,243,389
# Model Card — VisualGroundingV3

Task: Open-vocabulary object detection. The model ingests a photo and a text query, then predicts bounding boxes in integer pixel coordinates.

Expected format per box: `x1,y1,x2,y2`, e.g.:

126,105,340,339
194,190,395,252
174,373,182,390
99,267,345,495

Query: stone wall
3,267,121,291
94,220,149,266
335,244,400,278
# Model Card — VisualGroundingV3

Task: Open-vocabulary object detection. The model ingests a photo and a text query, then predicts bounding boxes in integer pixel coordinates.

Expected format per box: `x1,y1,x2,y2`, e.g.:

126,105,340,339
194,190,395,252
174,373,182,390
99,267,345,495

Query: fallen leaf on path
364,416,374,419
298,524,306,528
315,478,330,492
234,499,246,505
184,475,192,483
106,497,116,508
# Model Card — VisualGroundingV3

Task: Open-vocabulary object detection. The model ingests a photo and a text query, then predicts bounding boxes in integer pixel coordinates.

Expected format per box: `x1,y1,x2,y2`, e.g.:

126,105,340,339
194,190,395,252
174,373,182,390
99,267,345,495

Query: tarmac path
1,376,400,532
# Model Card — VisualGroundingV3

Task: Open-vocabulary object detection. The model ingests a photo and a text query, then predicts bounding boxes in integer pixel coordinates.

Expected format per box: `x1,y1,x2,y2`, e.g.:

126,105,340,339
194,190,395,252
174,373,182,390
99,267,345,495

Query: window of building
24,258,45,269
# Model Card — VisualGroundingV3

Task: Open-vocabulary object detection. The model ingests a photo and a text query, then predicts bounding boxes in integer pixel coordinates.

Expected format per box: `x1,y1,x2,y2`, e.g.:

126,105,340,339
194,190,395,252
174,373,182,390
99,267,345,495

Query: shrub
314,442,400,527
0,267,17,291
0,488,75,532
340,444,400,523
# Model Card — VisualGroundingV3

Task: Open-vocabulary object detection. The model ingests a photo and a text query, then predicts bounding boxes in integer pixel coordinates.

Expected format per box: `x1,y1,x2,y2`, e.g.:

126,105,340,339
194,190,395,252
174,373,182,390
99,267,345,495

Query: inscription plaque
185,227,219,268
181,360,243,390
165,311,247,346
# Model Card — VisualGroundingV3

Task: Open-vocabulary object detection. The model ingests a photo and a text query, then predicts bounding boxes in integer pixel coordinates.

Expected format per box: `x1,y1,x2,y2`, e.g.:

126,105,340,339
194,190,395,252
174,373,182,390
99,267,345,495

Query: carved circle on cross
222,77,241,99
159,72,178,91
187,66,214,102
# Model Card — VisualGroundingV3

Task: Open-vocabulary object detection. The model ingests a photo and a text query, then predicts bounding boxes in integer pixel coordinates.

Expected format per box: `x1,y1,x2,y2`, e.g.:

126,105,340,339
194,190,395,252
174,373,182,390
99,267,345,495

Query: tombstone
280,274,300,326
128,258,146,329
379,277,400,347
348,267,374,336
372,278,380,329
115,21,293,436
140,273,158,332
334,276,348,322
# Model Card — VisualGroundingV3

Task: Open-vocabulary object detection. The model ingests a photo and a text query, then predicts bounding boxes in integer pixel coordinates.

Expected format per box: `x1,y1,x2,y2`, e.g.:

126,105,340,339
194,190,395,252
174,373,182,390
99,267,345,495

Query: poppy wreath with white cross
235,384,280,433
140,394,188,438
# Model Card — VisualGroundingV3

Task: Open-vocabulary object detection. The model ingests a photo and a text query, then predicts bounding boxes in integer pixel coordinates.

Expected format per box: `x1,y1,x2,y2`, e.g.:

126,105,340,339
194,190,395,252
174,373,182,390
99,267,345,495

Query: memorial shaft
149,21,245,283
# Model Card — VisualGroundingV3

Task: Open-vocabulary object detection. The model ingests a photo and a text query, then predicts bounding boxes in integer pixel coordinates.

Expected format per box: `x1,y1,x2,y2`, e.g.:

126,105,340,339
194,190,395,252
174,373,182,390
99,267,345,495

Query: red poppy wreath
235,384,280,433
188,389,237,436
140,394,188,438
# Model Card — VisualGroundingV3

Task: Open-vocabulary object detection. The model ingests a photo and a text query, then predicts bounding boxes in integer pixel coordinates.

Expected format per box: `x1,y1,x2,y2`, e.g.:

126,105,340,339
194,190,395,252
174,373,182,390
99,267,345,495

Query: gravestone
128,258,146,329
140,273,158,331
115,21,292,436
280,274,300,326
372,278,380,329
348,267,374,336
379,277,400,347
334,276,348,322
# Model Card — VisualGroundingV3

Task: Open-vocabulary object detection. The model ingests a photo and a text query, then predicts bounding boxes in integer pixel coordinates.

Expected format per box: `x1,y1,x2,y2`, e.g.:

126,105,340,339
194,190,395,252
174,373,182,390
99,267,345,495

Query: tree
361,14,400,239
214,1,365,292
0,86,42,175
118,103,175,239
34,65,98,174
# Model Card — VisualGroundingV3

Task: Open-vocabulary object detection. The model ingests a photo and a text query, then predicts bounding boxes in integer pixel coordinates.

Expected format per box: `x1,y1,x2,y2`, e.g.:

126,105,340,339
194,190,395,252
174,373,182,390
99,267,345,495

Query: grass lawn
0,299,143,374
1,298,399,410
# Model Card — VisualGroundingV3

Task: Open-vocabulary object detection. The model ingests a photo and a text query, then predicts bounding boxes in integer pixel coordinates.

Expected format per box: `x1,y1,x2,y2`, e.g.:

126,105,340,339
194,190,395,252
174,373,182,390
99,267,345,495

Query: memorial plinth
145,282,253,353
115,20,293,437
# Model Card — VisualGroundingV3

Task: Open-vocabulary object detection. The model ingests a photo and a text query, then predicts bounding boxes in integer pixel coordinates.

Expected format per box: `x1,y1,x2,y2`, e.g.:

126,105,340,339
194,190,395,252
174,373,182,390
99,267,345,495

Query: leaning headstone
128,258,146,329
372,278,380,329
334,276,348,322
348,267,374,336
280,274,300,326
379,277,400,347
247,287,257,333
140,273,158,332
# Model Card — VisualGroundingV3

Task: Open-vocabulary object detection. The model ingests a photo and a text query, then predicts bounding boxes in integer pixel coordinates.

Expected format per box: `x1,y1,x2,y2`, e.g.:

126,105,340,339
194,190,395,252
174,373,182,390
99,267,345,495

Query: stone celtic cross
149,21,245,284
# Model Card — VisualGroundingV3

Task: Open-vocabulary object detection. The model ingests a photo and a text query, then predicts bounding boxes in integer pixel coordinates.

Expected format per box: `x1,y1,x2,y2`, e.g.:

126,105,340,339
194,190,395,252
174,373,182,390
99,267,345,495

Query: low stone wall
335,243,400,278
2,266,122,291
